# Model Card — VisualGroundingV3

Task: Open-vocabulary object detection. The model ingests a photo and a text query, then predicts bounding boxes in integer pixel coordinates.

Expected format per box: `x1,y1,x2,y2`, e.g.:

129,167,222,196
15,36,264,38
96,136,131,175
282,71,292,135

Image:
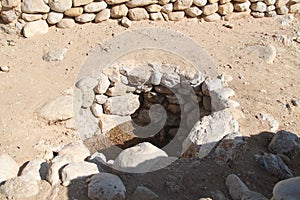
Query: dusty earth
0,14,300,199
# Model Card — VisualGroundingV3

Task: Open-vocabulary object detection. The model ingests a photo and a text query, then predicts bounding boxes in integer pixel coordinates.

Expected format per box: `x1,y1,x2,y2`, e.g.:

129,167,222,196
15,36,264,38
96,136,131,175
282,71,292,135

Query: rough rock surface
0,154,19,183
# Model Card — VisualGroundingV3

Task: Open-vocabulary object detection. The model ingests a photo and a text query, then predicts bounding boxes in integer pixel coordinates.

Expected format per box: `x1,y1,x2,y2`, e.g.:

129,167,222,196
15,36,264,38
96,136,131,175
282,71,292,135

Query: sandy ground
0,15,299,199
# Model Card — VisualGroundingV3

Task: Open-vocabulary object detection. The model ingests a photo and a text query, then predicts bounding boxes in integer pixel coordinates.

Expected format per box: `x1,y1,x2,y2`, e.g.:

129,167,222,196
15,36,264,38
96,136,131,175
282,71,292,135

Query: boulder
0,154,19,183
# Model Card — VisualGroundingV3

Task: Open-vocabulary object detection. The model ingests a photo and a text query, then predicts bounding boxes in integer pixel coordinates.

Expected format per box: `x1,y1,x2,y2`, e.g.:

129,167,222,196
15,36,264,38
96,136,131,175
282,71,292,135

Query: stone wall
0,0,299,37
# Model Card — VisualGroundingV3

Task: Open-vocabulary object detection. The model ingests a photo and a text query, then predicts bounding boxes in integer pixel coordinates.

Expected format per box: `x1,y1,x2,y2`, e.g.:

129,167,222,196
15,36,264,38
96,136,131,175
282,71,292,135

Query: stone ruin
73,61,240,160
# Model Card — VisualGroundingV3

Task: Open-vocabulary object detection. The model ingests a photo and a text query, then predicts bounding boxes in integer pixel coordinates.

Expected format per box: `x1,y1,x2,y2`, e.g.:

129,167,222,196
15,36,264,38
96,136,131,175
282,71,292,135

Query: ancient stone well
75,61,240,159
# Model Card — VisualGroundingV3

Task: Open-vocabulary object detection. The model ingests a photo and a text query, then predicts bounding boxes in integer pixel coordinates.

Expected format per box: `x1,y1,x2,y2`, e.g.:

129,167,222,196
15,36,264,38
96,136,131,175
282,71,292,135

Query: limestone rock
124,65,152,86
202,3,218,15
0,154,19,183
106,0,130,5
234,1,251,12
103,93,140,116
39,95,76,122
150,12,164,20
146,4,162,12
173,0,193,10
182,110,239,158
47,12,63,24
128,8,149,20
20,159,48,181
84,2,107,13
275,0,289,7
76,77,98,108
87,173,126,200
131,186,159,200
218,3,234,15
251,2,267,12
204,13,221,21
21,0,50,14
42,48,68,62
0,176,39,199
99,114,131,134
95,94,108,104
272,177,300,200
226,174,250,200
126,0,158,8
268,130,300,158
75,13,96,23
95,9,110,22
193,0,207,7
73,0,93,7
162,3,173,13
161,72,180,87
2,0,20,9
49,0,72,13
75,108,101,139
64,7,83,17
56,18,75,28
210,88,238,111
120,16,132,27
61,162,99,186
185,6,203,17
202,78,222,96
110,4,128,18
91,103,103,117
113,142,168,173
290,3,300,13
23,20,48,38
106,81,127,96
22,13,43,22
0,10,18,23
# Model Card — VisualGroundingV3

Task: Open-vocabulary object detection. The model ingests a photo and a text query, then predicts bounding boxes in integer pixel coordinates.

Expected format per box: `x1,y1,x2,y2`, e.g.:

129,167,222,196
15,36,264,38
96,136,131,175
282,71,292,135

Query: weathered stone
0,154,19,183
0,176,39,199
99,114,131,134
110,4,128,18
210,88,238,111
275,0,289,7
202,3,218,15
150,12,164,20
0,10,18,23
290,3,300,13
113,142,168,173
64,7,83,17
61,162,99,186
218,3,234,15
128,8,149,20
87,173,126,200
226,174,250,200
95,8,110,22
91,103,103,117
264,0,275,5
2,0,20,9
251,11,265,18
47,12,63,24
146,4,162,12
95,95,108,105
202,79,222,95
182,110,238,158
123,65,152,85
120,16,132,27
88,152,107,165
276,6,289,15
272,177,300,200
22,13,43,22
76,77,98,108
161,3,173,13
42,48,68,62
193,0,207,7
266,5,275,11
161,72,180,87
94,73,110,94
126,0,158,8
21,159,48,181
75,13,96,23
159,0,170,4
21,0,49,14
234,1,251,11
76,107,101,139
106,81,127,96
185,6,203,17
204,12,221,21
49,0,72,13
256,153,294,180
84,2,107,13
173,0,193,10
22,20,48,37
73,0,93,7
131,186,159,200
265,10,277,17
224,9,251,20
106,0,130,4
103,93,140,116
56,18,75,28
251,2,267,12
268,130,300,158
39,95,76,122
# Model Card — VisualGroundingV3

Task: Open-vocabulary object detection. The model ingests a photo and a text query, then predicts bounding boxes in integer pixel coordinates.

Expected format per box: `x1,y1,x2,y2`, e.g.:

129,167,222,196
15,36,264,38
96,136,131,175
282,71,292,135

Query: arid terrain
0,15,299,199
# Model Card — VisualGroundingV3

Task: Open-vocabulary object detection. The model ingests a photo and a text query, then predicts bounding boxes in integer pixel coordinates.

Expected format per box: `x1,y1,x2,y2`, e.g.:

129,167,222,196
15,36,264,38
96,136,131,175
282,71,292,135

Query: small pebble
0,66,10,72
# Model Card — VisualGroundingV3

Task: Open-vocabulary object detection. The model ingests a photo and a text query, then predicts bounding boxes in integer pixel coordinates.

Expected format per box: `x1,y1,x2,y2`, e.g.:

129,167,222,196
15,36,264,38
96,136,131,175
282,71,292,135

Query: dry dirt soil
0,14,299,200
